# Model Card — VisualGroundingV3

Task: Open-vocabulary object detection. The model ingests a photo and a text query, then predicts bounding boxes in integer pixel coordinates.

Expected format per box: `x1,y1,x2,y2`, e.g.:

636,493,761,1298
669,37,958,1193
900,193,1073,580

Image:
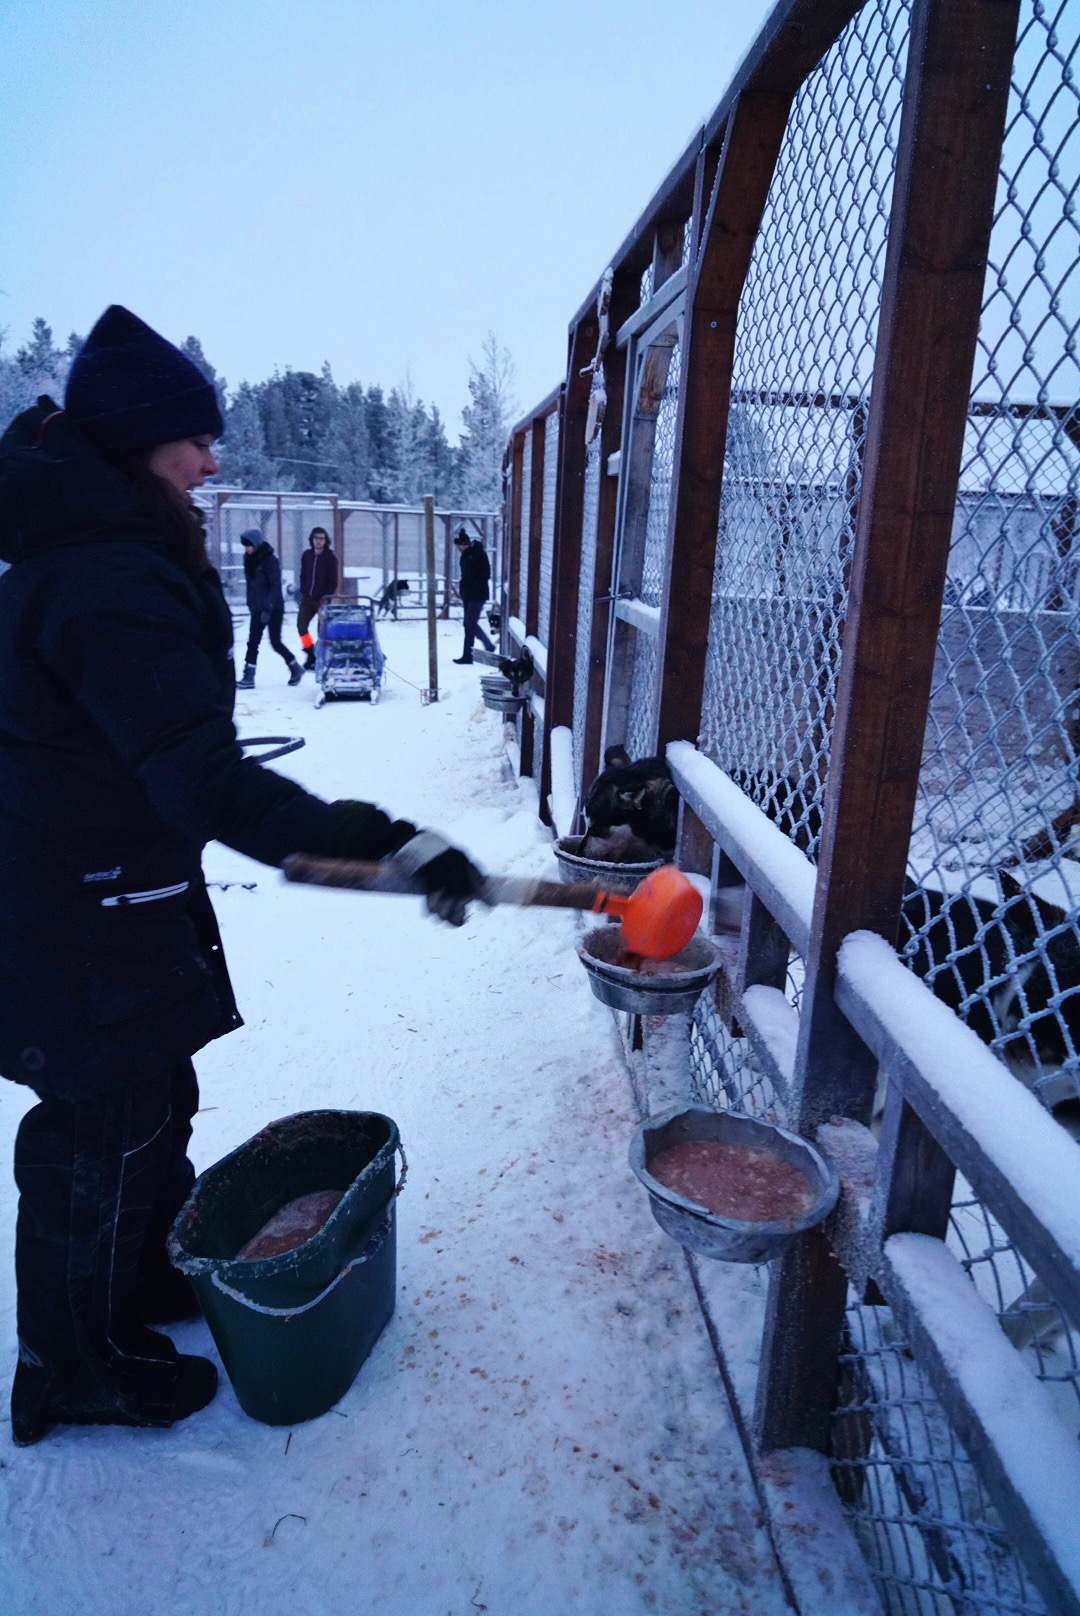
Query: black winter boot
287,659,304,686
237,662,256,690
11,1348,217,1446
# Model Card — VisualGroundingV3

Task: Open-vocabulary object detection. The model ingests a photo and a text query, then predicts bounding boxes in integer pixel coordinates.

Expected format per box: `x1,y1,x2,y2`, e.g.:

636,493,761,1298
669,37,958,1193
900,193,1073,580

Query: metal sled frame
314,599,386,708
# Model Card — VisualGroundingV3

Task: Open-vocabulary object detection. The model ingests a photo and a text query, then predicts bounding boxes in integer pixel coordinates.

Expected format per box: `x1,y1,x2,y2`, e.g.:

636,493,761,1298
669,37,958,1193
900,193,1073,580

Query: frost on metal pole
424,494,438,702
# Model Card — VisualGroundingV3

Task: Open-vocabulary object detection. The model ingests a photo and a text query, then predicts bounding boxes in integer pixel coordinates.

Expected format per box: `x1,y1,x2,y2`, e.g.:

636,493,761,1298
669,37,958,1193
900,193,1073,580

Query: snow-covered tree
256,366,336,487
387,377,427,503
179,334,227,415
458,333,516,511
424,405,458,504
365,385,393,502
324,380,371,500
217,382,281,488
0,319,75,424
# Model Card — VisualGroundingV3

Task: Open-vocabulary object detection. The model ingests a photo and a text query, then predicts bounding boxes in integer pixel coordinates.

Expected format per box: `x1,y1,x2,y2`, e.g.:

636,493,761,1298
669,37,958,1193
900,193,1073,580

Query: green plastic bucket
167,1109,405,1425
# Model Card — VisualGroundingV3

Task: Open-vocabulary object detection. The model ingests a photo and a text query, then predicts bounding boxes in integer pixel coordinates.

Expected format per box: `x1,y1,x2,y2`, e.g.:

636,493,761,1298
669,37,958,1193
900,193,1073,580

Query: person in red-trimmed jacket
296,525,340,670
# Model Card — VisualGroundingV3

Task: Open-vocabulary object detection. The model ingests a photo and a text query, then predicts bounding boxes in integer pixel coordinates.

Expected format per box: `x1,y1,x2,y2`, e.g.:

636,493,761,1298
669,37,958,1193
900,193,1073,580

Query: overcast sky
1,0,775,439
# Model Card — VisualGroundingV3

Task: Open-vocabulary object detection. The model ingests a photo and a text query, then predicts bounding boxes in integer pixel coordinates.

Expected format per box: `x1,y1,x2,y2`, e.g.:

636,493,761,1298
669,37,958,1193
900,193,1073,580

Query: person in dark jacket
296,525,340,670
238,529,302,688
452,527,495,664
0,305,483,1446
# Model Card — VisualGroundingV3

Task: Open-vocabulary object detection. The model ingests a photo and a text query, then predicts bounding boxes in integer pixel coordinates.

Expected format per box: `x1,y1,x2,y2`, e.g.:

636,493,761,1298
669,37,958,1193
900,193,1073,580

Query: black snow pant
245,605,292,668
462,598,494,657
14,1061,199,1391
296,595,322,641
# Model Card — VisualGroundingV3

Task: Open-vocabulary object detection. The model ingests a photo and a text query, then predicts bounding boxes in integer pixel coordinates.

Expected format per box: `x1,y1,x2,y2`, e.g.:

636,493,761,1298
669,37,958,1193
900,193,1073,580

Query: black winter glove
331,800,417,860
392,831,485,928
259,610,270,625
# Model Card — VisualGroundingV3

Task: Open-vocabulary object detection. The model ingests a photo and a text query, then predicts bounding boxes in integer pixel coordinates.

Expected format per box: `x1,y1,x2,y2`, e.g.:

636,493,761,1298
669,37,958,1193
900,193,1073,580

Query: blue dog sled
315,599,386,708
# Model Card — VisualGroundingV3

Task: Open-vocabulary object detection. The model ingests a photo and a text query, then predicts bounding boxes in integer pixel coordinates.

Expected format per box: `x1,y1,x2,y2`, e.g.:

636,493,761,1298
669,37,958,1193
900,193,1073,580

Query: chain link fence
833,1301,1049,1616
624,629,660,764
641,342,680,609
698,0,908,814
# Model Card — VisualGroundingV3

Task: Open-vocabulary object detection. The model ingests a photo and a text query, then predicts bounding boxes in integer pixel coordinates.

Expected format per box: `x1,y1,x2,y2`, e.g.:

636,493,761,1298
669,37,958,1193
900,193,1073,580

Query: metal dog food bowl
554,834,663,893
484,691,527,714
576,926,719,1016
629,1106,839,1263
481,676,522,711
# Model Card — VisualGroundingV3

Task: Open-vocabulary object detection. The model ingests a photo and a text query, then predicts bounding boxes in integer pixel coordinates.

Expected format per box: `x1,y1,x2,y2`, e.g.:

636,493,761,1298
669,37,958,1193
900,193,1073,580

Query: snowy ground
0,617,790,1616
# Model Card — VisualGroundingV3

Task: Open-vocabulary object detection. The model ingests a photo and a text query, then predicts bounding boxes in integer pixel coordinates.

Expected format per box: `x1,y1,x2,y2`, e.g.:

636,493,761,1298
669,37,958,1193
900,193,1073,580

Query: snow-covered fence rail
495,0,1080,1608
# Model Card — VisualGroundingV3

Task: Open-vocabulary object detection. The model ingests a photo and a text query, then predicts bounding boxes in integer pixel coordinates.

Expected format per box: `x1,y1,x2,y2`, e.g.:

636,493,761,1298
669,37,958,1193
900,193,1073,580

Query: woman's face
147,435,219,493
312,530,328,550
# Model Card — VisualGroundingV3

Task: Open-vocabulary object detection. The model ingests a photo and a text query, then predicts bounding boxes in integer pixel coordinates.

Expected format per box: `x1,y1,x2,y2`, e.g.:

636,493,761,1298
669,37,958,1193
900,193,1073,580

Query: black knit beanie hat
65,305,224,454
454,527,470,546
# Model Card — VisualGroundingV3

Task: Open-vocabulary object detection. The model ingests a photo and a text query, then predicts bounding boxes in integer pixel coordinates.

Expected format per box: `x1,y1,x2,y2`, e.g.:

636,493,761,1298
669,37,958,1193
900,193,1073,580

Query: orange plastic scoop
282,855,704,960
589,864,703,958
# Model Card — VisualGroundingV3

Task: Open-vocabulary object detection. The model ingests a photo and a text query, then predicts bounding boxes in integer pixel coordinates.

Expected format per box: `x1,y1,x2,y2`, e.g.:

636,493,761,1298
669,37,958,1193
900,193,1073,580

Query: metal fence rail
496,1,1080,1607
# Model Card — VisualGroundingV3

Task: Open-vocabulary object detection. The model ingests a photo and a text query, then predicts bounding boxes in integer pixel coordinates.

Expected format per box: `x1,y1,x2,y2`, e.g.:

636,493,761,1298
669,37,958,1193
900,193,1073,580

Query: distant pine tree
365,385,393,502
325,380,371,500
459,333,515,510
0,319,73,424
424,404,459,504
179,335,227,415
218,382,281,488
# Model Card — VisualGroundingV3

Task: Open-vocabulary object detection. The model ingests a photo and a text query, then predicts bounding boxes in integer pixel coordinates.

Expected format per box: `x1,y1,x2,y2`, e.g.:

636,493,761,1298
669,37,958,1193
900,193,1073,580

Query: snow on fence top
666,742,817,947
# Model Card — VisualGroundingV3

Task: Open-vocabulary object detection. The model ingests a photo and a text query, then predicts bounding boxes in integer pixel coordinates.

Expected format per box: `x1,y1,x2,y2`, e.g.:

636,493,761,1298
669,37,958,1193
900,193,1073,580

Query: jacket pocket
76,860,214,1027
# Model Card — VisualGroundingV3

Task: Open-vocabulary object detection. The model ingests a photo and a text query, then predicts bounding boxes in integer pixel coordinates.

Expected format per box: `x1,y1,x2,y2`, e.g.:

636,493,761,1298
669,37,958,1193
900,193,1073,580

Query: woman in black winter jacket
0,305,482,1445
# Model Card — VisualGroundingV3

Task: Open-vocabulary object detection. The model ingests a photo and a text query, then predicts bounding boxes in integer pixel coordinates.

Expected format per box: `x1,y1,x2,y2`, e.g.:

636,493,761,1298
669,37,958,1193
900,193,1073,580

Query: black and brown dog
497,647,534,697
715,770,1080,1110
375,578,410,617
580,745,679,862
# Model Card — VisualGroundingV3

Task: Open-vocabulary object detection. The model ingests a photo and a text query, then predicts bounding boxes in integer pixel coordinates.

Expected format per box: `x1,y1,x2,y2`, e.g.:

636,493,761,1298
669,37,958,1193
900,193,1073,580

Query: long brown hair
63,412,214,576
94,443,212,576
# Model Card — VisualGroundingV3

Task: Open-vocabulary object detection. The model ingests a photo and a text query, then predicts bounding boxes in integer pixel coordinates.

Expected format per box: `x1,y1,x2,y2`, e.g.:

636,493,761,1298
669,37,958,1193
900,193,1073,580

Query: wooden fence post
519,416,547,777
653,90,795,753
439,514,452,619
540,320,595,825
578,270,638,807
508,433,525,624
423,494,438,702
